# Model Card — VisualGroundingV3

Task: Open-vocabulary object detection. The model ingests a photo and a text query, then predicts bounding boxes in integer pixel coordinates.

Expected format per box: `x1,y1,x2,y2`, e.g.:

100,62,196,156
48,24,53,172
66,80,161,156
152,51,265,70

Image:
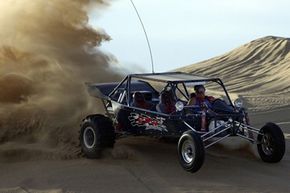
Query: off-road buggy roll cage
82,72,285,173
108,71,234,107
88,72,257,144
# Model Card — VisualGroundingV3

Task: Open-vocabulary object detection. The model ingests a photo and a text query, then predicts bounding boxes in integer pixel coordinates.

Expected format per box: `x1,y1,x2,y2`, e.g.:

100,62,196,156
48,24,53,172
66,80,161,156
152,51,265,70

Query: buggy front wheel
178,131,205,173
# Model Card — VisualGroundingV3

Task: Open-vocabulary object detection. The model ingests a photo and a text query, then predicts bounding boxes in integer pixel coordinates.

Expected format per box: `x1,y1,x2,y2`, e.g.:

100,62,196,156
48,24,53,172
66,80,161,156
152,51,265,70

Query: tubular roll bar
184,119,264,149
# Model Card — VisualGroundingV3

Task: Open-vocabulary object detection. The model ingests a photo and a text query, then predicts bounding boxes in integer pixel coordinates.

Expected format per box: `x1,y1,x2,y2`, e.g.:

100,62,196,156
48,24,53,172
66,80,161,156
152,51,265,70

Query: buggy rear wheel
80,114,115,158
257,122,285,163
178,131,205,173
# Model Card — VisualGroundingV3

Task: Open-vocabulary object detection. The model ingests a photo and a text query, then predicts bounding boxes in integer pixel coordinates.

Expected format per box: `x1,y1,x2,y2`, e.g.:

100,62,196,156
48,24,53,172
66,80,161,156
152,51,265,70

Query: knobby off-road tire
257,122,285,163
178,130,205,173
80,114,115,158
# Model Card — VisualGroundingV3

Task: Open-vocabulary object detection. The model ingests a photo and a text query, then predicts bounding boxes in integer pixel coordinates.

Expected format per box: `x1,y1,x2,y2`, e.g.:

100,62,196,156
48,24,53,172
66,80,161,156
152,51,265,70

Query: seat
156,91,176,114
132,92,153,110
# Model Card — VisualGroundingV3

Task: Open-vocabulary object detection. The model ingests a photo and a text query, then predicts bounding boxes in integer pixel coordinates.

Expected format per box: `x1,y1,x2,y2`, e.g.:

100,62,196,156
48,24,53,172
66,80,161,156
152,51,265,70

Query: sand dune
180,36,290,111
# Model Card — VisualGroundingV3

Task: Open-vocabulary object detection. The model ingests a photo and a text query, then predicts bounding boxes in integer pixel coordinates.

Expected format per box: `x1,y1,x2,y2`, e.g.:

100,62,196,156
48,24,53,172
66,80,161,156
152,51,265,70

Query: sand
0,36,290,193
0,111,289,193
180,36,290,111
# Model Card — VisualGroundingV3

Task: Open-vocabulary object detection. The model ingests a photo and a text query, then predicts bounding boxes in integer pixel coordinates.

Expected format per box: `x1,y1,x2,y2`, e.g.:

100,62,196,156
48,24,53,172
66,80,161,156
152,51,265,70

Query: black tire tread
80,114,115,159
257,122,285,163
178,130,205,173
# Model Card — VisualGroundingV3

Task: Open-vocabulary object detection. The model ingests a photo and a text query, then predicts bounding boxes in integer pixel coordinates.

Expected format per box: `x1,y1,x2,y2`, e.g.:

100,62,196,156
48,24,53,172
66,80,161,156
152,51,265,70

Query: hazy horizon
90,0,290,73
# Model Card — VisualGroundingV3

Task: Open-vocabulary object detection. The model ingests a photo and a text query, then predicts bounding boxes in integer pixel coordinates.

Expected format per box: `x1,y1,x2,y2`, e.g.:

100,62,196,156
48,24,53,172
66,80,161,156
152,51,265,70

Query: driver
187,85,215,108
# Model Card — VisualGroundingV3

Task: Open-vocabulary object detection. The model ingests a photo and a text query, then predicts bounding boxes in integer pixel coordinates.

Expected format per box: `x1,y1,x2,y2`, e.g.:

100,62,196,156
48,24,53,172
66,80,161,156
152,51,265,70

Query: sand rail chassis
184,118,263,148
79,72,286,172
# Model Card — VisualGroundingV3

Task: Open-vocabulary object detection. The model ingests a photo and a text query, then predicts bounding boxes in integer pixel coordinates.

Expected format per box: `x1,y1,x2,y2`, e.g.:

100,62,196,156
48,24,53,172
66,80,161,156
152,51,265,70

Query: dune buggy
79,72,285,172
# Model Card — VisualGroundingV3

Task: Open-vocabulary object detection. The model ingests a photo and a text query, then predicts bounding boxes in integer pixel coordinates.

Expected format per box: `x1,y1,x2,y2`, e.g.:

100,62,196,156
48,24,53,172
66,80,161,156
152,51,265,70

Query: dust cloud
0,0,121,160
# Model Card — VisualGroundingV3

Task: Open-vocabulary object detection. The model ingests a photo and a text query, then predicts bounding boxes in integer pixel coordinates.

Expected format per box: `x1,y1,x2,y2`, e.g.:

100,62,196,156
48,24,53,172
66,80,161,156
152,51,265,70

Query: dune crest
180,36,290,111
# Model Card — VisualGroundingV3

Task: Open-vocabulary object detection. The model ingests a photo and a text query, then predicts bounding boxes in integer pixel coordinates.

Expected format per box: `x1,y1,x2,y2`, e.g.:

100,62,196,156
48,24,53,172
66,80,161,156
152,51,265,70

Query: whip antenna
129,0,155,73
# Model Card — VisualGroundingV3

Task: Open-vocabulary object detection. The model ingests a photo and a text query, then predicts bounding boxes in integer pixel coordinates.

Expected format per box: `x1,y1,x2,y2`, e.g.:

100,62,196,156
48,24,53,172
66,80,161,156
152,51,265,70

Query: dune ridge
180,36,290,111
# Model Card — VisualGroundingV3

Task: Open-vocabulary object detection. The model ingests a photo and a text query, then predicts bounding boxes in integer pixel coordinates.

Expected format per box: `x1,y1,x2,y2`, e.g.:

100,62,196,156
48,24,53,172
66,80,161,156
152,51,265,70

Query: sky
89,0,290,73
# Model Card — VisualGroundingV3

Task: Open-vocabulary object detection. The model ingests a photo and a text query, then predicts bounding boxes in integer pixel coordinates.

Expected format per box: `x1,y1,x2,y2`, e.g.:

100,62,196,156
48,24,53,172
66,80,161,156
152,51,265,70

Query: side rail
183,119,264,149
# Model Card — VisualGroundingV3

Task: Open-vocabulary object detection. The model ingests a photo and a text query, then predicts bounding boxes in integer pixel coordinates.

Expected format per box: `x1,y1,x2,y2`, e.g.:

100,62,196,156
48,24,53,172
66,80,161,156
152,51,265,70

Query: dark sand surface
0,110,289,193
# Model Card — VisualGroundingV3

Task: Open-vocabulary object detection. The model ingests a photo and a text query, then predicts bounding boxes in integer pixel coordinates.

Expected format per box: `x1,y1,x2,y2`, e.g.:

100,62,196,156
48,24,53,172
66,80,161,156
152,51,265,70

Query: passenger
187,85,215,108
187,85,215,131
132,92,152,110
156,90,176,114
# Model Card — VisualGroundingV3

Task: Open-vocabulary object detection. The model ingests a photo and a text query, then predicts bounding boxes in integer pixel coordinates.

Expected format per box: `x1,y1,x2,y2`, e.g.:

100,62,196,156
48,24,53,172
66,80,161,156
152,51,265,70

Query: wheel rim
181,139,195,164
83,126,96,149
261,133,273,156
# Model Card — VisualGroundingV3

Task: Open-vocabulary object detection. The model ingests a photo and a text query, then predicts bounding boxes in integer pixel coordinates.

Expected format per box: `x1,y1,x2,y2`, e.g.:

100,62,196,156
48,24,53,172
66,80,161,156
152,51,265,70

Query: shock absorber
201,107,207,131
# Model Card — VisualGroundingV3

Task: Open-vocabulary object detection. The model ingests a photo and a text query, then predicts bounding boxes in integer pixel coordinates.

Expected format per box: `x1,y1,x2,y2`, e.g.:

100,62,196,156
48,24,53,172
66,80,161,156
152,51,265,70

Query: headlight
175,101,184,111
234,98,243,108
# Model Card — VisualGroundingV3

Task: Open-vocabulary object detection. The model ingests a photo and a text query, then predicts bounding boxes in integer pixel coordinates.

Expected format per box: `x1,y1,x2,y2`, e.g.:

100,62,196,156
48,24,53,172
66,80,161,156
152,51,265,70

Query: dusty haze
0,0,121,160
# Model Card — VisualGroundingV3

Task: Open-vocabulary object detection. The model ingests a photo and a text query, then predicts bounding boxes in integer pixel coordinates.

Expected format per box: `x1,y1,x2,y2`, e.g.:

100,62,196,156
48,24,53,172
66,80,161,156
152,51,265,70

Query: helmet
194,85,205,92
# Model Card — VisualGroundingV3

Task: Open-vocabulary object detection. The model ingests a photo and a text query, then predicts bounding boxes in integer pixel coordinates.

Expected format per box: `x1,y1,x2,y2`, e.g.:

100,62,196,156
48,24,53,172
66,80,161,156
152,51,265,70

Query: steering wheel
210,98,236,114
211,98,224,105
